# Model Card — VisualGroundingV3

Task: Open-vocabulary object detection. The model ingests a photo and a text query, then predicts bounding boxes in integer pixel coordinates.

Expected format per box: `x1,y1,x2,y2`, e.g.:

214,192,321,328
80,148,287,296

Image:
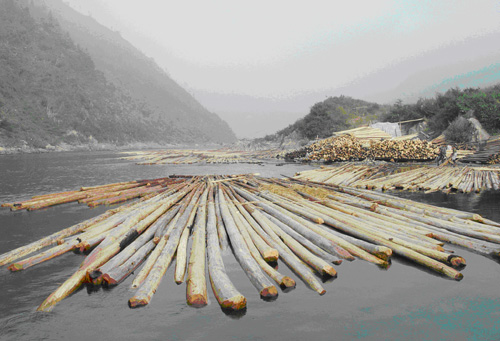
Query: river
0,151,499,340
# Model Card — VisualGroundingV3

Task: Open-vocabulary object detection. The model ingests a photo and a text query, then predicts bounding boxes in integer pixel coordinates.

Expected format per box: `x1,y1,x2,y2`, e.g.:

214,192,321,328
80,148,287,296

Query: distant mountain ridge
0,0,235,150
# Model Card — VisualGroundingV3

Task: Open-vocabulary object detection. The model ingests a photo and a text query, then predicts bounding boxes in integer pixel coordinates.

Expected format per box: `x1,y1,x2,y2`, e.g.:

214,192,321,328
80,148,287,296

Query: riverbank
0,141,228,155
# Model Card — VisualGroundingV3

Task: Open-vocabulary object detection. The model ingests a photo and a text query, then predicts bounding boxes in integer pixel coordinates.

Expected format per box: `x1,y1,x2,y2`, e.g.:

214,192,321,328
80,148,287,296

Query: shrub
444,116,475,143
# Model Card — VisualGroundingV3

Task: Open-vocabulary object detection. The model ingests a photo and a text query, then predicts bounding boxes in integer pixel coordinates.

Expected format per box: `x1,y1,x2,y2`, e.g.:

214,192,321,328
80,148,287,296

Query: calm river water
1,151,500,340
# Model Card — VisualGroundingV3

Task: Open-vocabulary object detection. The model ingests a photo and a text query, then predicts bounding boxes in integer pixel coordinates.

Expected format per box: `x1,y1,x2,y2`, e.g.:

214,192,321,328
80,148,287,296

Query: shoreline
0,141,229,155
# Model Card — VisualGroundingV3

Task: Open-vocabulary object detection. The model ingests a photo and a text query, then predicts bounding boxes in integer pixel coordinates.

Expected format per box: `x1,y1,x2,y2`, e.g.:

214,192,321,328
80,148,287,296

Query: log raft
2,173,500,314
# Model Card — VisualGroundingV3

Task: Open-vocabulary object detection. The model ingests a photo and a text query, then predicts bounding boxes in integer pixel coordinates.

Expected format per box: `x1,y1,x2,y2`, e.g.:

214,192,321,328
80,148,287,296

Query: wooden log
82,190,187,269
186,187,209,307
37,239,130,312
0,208,117,267
102,240,156,286
91,206,180,284
236,197,326,295
229,187,342,265
261,212,337,278
130,211,181,289
223,186,279,262
175,186,204,284
217,186,278,299
8,242,78,272
128,182,205,307
223,189,296,289
214,184,230,251
205,185,247,310
236,187,388,267
282,194,464,280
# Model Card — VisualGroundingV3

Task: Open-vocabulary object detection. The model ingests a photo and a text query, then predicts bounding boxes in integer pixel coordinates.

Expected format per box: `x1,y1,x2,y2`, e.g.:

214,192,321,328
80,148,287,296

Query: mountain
0,0,235,150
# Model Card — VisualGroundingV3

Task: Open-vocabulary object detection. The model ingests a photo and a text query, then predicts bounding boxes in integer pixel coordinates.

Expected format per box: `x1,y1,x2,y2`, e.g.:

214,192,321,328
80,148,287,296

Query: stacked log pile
295,165,500,193
283,146,312,160
368,139,438,161
290,137,437,162
2,174,500,314
461,136,500,164
306,135,368,162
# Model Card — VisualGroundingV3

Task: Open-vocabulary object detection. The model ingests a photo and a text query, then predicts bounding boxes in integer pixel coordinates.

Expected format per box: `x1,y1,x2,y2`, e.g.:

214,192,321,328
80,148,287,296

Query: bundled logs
3,174,500,313
306,135,368,162
1,177,186,210
120,149,279,165
283,135,439,163
461,136,500,164
295,165,500,194
368,139,438,161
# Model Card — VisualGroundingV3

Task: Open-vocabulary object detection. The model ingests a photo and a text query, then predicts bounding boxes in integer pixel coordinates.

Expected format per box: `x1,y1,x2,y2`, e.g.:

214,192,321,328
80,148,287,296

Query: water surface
1,152,499,340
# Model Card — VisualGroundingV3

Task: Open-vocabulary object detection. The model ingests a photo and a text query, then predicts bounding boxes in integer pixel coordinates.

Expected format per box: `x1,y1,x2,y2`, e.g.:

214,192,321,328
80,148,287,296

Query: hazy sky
63,0,500,137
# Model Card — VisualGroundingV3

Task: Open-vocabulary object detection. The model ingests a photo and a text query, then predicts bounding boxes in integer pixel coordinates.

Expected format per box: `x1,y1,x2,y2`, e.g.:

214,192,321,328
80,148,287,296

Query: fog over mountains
0,0,236,149
59,1,500,139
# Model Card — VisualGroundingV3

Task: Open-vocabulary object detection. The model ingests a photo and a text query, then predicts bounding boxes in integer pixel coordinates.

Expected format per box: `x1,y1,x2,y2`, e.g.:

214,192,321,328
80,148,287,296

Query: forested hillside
382,85,500,137
41,0,235,144
0,0,235,150
265,95,389,141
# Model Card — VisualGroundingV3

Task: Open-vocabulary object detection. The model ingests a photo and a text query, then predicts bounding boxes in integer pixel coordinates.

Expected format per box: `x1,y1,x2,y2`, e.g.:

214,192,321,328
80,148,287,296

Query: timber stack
2,174,500,314
368,139,438,161
295,165,500,193
306,135,368,162
461,136,500,164
285,136,438,163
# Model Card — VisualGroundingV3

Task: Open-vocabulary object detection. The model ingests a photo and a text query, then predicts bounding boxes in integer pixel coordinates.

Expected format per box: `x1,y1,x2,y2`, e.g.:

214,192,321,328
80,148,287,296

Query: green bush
443,116,475,143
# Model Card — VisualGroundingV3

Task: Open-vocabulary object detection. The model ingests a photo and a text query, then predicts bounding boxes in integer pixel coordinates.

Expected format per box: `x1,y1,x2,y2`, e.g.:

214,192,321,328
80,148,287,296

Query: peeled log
186,187,209,307
206,186,246,310
217,187,278,299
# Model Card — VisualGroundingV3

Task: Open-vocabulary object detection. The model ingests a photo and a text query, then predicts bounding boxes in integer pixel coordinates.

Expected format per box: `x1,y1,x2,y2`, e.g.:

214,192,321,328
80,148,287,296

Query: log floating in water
3,173,500,314
295,164,500,194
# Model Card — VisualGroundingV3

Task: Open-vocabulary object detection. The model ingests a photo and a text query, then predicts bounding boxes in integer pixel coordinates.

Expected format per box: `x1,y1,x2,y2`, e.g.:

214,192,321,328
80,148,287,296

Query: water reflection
221,306,247,319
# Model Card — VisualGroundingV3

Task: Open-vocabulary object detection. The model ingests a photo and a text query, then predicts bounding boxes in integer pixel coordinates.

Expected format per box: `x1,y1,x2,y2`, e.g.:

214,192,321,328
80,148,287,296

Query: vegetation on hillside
41,0,236,144
382,85,500,137
0,0,235,150
261,95,389,142
259,84,500,147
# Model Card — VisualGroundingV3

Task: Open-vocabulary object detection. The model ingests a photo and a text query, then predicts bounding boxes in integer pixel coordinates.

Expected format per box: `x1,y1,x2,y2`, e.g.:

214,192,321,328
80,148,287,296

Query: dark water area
0,152,500,340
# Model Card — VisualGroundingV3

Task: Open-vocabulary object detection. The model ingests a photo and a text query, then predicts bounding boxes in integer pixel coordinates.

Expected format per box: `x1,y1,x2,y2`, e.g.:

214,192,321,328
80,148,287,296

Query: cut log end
263,249,279,263
448,255,466,269
322,265,337,278
280,276,296,289
128,297,148,309
260,285,278,299
221,295,247,311
7,263,23,272
187,294,208,308
75,242,91,253
102,274,117,286
374,248,393,262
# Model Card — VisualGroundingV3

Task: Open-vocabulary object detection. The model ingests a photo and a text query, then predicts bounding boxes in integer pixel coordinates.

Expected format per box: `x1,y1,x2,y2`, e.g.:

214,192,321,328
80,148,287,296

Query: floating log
3,173,500,314
223,188,296,289
186,187,209,307
217,186,278,299
206,186,247,310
